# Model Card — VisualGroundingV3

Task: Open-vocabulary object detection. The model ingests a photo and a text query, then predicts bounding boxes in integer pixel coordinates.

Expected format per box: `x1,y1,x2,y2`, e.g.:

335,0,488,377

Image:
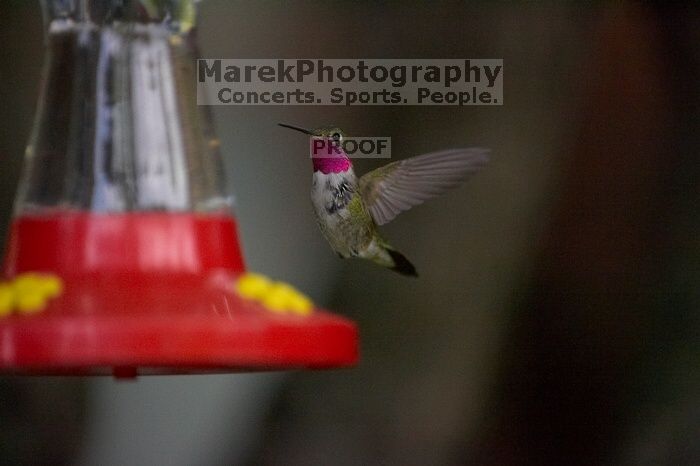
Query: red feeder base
0,212,358,376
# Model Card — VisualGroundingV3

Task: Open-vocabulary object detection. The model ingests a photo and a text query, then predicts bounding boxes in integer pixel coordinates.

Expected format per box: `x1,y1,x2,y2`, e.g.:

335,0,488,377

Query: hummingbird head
278,123,352,174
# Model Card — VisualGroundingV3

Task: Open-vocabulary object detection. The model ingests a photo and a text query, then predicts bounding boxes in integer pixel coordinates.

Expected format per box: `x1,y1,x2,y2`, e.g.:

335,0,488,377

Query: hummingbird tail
386,248,418,277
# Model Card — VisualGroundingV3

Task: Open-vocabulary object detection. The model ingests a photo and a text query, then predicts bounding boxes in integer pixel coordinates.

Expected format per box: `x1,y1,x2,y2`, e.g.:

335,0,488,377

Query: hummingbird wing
359,148,489,225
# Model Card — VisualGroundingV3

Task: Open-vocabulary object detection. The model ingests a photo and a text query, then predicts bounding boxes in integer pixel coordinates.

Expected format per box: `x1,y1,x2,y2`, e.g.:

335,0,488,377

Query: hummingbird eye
331,132,342,142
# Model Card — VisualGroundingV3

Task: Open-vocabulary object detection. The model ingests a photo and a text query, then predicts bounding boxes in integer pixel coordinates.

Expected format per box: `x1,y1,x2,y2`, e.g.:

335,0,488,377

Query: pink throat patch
312,154,351,174
310,139,351,173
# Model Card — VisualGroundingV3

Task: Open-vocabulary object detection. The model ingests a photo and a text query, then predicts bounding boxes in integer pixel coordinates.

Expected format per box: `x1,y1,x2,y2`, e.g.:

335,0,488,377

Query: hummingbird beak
278,123,315,135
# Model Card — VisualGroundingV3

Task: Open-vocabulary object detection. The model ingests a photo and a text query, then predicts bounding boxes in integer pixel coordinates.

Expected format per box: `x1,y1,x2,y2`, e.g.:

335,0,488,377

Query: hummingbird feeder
0,0,358,377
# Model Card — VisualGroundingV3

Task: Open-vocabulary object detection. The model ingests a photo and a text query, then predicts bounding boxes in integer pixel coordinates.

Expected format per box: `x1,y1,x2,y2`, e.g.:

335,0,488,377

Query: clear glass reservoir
5,0,245,278
17,0,231,215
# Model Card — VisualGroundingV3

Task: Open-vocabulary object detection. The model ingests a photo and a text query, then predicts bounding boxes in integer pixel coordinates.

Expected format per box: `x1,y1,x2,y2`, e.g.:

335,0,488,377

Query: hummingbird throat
311,140,351,174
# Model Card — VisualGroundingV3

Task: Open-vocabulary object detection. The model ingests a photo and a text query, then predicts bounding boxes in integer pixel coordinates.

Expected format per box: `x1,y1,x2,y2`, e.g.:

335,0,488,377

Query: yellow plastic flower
261,289,292,313
235,273,273,300
40,275,64,298
15,292,47,314
286,293,314,316
234,273,314,316
0,273,64,317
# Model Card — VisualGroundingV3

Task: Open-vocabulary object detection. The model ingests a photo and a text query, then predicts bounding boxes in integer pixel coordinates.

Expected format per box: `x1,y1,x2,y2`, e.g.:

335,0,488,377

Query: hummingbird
278,123,489,277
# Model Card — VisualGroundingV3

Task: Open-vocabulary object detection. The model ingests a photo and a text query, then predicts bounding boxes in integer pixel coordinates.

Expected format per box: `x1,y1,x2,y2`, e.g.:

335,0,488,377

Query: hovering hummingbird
278,123,489,276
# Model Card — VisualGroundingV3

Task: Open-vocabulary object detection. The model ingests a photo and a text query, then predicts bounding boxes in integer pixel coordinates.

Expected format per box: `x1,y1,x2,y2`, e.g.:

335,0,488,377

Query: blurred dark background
0,1,698,465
